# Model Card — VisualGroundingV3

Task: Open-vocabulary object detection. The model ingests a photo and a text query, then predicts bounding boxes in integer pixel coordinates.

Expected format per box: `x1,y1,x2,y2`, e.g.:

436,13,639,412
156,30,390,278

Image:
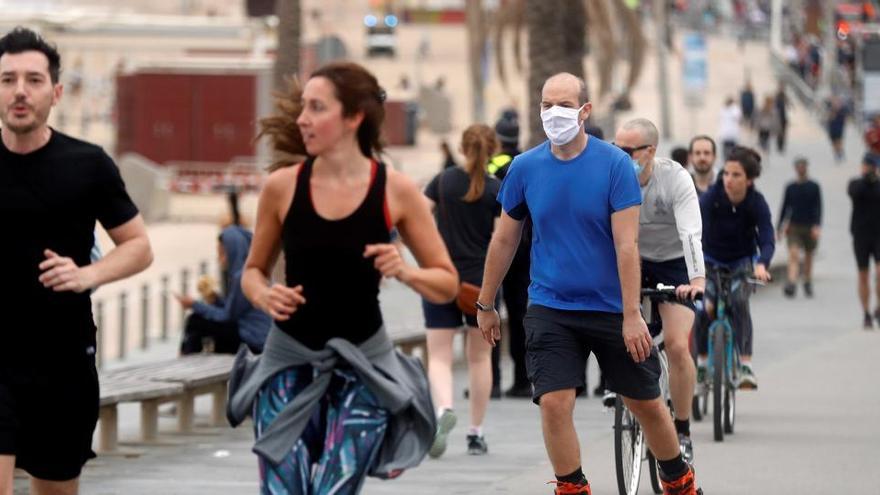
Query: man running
1,27,152,494
777,157,822,298
478,73,701,495
615,119,705,463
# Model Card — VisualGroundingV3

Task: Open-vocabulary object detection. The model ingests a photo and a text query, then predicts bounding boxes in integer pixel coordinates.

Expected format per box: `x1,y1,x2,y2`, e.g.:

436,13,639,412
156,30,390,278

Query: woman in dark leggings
239,62,458,494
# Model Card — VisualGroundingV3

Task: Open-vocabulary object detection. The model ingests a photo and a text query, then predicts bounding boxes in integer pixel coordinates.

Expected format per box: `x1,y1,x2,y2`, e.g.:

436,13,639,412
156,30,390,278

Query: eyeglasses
613,143,653,157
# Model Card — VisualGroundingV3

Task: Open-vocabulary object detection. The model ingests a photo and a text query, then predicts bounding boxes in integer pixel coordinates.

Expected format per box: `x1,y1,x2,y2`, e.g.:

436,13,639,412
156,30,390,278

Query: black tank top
278,157,392,349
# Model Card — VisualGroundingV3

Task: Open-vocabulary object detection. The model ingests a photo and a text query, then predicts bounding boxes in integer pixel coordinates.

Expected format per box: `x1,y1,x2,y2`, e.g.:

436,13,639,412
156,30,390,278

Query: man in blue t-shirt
476,73,701,495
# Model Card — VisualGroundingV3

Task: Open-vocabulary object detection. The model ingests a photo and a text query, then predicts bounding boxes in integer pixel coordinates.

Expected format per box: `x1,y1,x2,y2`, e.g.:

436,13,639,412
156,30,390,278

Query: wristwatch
475,300,494,312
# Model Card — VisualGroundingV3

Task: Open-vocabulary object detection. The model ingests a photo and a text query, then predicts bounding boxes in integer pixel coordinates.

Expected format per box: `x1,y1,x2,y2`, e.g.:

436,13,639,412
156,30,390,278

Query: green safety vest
488,153,513,175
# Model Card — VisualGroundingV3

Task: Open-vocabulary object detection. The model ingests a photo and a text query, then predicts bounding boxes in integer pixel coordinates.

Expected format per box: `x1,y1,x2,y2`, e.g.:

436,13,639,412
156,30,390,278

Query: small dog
197,275,220,305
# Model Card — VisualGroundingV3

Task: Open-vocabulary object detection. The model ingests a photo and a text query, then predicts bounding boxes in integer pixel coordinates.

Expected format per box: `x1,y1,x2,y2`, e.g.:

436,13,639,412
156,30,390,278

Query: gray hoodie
226,325,436,479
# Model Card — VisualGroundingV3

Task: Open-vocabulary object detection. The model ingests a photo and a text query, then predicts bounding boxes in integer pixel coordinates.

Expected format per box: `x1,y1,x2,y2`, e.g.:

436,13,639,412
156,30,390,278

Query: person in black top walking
423,124,500,457
0,27,153,493
487,109,532,399
848,153,880,328
774,82,790,153
778,157,822,298
240,62,458,493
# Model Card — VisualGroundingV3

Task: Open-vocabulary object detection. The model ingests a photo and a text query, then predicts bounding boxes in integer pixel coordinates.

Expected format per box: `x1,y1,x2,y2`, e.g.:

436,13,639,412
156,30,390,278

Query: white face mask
540,104,585,146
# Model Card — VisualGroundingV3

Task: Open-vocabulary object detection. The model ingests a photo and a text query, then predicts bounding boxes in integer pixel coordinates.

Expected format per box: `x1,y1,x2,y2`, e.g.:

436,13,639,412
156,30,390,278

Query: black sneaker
678,433,694,463
874,308,880,327
803,281,813,298
865,312,875,330
783,283,796,298
466,434,488,455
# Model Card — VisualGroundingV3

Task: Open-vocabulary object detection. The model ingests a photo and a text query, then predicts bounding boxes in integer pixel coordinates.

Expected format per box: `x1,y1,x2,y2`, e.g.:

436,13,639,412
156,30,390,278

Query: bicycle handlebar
640,284,704,302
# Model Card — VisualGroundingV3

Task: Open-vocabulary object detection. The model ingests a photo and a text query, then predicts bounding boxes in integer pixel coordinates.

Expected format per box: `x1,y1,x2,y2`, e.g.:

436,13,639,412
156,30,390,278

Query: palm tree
525,0,587,147
274,0,301,91
466,0,488,123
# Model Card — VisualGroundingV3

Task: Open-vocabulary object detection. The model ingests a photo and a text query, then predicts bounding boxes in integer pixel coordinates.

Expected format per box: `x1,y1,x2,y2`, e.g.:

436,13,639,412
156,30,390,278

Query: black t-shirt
425,167,501,284
848,174,880,239
0,129,138,366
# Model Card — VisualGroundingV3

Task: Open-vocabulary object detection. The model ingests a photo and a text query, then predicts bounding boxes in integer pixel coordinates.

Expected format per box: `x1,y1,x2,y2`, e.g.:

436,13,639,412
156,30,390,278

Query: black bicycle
613,285,701,495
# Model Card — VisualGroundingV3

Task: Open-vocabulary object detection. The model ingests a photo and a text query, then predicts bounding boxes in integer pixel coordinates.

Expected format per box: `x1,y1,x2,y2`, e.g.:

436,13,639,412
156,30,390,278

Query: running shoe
428,409,457,459
864,312,874,330
660,465,703,495
874,308,880,327
466,434,488,455
737,364,758,390
548,480,591,495
783,282,796,298
696,363,707,384
803,281,813,298
678,433,694,463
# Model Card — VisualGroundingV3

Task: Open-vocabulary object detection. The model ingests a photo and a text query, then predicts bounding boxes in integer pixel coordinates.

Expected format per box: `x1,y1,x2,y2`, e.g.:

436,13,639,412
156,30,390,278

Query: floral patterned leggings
253,366,388,495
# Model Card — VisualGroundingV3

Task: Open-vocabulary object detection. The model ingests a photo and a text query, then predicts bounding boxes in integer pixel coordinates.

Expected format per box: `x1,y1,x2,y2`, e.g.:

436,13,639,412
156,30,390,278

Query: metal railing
93,260,215,369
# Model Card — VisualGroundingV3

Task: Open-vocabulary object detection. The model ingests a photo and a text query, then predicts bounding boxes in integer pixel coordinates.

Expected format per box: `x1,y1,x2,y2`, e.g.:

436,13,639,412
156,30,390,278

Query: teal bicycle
696,266,760,442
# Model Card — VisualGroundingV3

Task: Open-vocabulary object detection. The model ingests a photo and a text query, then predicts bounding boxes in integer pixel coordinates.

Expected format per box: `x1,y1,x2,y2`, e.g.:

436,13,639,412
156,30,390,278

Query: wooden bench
96,329,431,454
98,354,234,452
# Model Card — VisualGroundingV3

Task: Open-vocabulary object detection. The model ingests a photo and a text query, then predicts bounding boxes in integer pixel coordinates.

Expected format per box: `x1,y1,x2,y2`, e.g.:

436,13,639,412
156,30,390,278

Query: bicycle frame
705,272,744,390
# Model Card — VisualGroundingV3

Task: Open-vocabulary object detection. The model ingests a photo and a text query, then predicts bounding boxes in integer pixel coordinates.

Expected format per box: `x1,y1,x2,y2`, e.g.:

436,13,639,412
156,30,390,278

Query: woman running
230,62,458,494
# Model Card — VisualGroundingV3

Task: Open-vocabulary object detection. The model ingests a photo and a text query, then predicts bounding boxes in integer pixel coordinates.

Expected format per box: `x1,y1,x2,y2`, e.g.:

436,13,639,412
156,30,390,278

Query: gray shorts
524,304,661,404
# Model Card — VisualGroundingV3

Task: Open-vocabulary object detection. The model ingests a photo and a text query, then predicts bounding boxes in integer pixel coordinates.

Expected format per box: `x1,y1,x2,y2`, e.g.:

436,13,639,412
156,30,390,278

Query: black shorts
853,236,880,270
641,257,695,312
422,293,500,329
0,355,99,481
523,305,661,404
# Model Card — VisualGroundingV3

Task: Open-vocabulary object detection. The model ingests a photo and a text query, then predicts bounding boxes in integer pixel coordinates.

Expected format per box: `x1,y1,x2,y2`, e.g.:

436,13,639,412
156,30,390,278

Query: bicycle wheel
614,396,644,495
724,349,737,434
712,325,725,442
646,449,663,494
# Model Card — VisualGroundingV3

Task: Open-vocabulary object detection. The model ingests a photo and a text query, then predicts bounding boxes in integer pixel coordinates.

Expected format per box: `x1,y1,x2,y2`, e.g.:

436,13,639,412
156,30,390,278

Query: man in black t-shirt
0,27,152,491
777,157,822,298
848,153,880,329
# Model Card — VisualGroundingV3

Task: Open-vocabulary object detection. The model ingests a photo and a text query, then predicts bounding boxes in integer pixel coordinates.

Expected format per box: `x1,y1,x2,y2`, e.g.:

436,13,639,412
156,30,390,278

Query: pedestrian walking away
688,135,717,199
774,83,791,153
422,123,501,458
847,153,880,329
718,97,741,159
0,27,153,494
231,62,459,495
615,118,706,463
777,157,822,298
695,146,775,391
740,80,755,130
489,108,532,399
477,72,702,495
825,96,850,163
755,95,780,155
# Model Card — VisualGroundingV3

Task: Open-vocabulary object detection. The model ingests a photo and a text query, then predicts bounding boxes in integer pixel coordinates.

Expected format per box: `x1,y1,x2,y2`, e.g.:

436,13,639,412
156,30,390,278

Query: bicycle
693,266,760,442
612,284,700,495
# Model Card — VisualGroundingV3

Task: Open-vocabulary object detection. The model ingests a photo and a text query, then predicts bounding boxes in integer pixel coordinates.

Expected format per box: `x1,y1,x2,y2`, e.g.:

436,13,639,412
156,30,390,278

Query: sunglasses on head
613,143,653,157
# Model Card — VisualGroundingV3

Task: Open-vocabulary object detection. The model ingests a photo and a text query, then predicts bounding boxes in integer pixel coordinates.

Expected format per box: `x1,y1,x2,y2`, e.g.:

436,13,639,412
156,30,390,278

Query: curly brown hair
259,62,386,171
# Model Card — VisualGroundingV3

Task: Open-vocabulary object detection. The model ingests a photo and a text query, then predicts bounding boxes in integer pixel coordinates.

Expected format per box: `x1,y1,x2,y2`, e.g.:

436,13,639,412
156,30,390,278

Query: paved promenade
12,24,880,494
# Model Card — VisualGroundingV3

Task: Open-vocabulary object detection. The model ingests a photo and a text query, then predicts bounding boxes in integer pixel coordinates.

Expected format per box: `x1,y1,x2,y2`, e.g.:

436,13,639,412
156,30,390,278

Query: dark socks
658,455,688,481
556,467,588,485
674,418,690,437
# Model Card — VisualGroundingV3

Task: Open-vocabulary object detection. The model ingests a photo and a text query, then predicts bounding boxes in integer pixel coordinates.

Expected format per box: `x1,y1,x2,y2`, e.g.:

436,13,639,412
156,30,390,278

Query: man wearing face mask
476,73,702,495
614,119,705,464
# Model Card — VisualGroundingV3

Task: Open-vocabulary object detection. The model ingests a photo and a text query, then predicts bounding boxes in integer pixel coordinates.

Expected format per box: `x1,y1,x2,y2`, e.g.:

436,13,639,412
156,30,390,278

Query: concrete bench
98,378,184,453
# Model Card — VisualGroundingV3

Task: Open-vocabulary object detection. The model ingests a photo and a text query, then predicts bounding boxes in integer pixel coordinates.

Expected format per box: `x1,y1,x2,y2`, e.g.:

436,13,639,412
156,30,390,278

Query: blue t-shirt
497,139,642,313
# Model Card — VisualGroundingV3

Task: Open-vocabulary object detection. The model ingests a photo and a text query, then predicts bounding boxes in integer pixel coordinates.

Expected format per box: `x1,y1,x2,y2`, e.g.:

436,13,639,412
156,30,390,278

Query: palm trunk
274,0,301,91
526,0,587,147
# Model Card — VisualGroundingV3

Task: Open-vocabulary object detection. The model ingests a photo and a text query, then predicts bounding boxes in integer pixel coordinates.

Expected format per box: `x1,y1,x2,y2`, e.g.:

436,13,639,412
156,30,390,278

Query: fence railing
93,259,215,369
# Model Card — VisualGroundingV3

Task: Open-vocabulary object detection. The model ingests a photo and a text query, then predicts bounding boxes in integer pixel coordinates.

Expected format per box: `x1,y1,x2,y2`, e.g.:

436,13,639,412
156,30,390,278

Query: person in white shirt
718,97,742,159
614,118,706,463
